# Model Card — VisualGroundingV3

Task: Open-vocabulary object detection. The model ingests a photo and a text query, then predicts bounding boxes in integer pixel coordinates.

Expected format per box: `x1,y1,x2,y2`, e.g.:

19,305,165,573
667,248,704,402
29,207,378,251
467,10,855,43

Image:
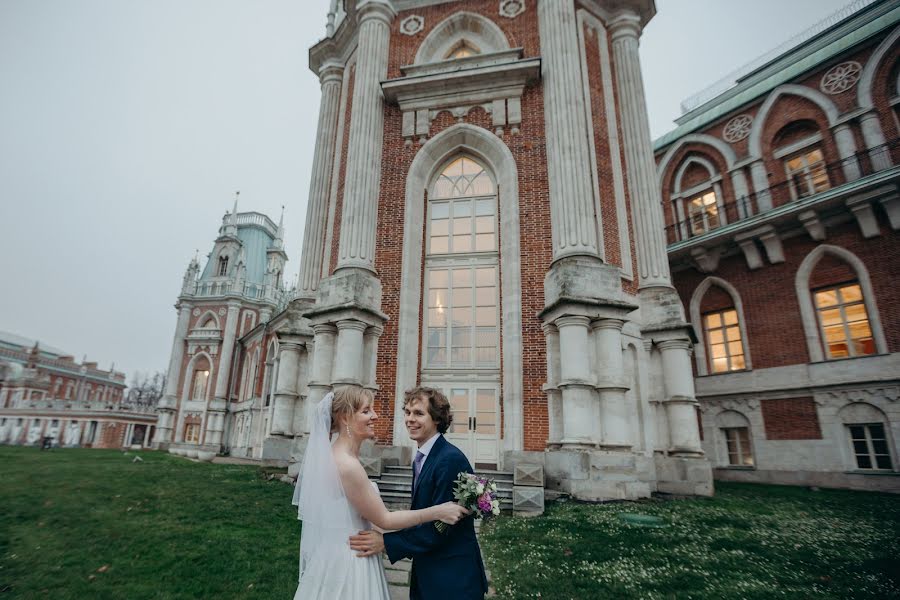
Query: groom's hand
349,530,385,557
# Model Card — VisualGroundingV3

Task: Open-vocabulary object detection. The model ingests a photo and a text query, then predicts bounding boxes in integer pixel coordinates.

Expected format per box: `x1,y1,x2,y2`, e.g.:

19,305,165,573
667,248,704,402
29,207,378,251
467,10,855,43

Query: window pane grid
687,189,720,235
425,267,498,369
814,284,874,359
785,148,831,199
848,423,893,470
703,309,745,373
723,427,754,466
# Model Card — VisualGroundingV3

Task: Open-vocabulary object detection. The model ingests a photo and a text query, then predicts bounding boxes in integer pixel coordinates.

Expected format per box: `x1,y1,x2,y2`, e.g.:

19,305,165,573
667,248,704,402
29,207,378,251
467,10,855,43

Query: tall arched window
423,155,500,467
217,256,229,276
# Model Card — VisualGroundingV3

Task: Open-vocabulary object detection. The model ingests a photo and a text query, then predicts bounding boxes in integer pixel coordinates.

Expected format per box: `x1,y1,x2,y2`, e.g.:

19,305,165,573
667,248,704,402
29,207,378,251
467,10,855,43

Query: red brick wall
699,285,735,314
761,397,822,440
673,222,900,369
97,421,127,449
373,1,551,450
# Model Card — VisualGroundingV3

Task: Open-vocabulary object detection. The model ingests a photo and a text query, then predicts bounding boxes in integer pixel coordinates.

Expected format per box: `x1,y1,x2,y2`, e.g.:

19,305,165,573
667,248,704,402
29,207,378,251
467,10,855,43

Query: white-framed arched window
715,410,755,468
796,245,888,362
689,277,752,376
670,156,728,241
424,156,499,370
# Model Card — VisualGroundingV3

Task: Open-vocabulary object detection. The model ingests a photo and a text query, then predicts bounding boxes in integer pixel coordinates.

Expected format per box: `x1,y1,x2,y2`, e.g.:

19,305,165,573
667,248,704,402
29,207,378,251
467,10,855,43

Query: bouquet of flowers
434,472,500,533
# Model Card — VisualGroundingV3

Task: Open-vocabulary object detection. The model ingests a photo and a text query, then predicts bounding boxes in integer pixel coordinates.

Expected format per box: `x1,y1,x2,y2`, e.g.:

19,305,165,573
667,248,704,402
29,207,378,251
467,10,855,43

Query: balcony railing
664,140,899,246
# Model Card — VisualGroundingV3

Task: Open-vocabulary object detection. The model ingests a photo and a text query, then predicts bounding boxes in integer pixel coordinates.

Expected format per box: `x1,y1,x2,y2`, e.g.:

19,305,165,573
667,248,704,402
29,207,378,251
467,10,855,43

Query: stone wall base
655,455,715,496
715,467,900,494
518,448,658,501
260,435,292,466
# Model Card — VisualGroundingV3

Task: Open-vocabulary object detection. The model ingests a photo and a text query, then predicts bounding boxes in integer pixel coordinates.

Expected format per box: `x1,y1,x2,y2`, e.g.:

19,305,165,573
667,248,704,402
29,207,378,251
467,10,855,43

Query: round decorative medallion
218,308,226,316
500,0,526,19
192,308,200,316
400,15,424,36
722,114,753,143
820,61,862,95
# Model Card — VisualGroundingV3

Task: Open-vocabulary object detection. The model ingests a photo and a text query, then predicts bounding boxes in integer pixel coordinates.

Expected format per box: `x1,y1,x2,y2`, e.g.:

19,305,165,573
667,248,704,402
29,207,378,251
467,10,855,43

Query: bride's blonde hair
330,386,374,433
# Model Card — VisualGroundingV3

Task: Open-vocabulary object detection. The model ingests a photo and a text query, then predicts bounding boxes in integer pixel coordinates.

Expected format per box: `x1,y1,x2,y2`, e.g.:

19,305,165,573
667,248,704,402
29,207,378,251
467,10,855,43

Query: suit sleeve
383,453,471,563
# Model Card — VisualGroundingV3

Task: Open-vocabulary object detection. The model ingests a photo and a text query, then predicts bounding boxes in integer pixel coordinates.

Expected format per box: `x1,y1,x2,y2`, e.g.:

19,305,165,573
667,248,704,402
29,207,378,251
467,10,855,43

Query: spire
224,191,240,237
275,205,285,248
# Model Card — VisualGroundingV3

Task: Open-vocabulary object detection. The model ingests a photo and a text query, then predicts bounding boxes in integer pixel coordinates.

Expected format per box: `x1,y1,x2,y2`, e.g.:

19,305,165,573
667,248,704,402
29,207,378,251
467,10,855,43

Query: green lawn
480,482,900,599
2,447,898,599
0,447,299,599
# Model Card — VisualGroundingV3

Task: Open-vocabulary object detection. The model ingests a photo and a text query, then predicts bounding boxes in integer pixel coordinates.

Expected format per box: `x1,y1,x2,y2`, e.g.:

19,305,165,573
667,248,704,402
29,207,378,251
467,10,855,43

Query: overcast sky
0,0,852,382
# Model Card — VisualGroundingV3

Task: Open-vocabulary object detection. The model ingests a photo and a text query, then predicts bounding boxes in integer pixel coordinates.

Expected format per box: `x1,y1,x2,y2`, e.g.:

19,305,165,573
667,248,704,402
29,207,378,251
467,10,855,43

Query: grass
0,447,299,599
2,447,898,599
480,482,900,599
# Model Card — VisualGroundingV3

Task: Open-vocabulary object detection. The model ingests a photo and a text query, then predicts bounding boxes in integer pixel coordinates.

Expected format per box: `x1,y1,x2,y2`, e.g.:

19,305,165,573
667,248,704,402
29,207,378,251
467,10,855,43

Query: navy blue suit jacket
384,435,488,600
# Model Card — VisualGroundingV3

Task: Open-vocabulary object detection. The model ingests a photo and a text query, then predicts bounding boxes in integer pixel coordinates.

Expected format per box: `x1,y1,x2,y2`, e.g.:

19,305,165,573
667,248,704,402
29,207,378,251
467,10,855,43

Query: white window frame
670,156,728,241
776,134,830,200
813,282,876,360
702,308,747,373
722,426,754,467
846,422,893,471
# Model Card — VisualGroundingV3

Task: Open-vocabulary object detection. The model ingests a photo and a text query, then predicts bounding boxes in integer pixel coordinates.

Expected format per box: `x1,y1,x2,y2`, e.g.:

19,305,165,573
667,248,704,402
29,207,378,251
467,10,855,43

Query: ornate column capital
357,0,396,26
554,315,592,329
541,321,559,336
607,11,642,41
657,339,692,352
591,318,626,332
336,319,368,333
364,324,384,338
312,323,338,336
318,60,344,85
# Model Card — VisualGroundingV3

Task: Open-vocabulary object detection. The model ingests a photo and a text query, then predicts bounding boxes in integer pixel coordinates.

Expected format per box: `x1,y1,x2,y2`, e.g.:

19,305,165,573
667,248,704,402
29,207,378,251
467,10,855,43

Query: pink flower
477,493,492,513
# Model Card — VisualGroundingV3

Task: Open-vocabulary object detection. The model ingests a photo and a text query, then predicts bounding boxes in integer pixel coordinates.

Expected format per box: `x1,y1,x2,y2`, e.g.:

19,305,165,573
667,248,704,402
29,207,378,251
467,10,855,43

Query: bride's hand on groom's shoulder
435,502,470,525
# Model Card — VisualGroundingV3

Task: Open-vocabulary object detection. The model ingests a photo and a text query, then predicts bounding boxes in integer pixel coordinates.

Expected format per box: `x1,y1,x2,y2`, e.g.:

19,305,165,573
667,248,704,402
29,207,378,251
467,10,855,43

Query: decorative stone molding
499,0,526,19
798,210,826,241
821,387,900,404
382,49,539,144
699,397,760,414
514,463,544,486
399,15,424,36
218,308,226,316
192,308,200,316
722,114,753,143
820,61,862,95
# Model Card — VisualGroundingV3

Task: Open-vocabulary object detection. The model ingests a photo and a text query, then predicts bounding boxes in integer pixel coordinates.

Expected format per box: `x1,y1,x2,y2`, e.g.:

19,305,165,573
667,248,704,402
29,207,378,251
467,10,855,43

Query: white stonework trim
394,124,523,455
858,24,900,110
180,351,215,406
673,155,717,194
834,401,896,472
656,133,738,190
575,11,606,263
578,10,634,278
414,12,510,65
689,276,753,377
795,244,889,363
321,52,356,281
193,310,221,330
748,84,840,159
712,409,755,468
400,15,425,36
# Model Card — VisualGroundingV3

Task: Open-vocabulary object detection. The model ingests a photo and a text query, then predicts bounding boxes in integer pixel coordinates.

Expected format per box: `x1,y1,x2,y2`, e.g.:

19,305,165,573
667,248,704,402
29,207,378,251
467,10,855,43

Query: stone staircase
374,465,515,511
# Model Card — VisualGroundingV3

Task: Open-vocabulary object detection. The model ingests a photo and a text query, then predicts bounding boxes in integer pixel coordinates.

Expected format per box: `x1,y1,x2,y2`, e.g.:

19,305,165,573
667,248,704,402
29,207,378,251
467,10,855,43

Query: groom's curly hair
404,387,453,434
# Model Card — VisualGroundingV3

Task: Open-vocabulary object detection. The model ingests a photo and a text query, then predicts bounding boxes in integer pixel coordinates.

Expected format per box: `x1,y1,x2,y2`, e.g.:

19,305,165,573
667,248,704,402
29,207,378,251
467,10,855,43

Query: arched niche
414,12,510,65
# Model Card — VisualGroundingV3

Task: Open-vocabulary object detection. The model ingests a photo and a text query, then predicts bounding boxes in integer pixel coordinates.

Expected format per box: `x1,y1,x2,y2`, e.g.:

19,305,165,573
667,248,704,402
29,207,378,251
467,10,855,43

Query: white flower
492,506,500,516
476,483,484,495
491,499,500,509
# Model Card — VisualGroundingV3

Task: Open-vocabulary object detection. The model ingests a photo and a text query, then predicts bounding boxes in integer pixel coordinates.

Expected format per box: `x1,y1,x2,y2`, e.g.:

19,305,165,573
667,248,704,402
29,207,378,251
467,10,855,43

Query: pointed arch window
813,282,875,359
217,256,229,276
191,369,210,401
424,156,499,370
703,309,746,373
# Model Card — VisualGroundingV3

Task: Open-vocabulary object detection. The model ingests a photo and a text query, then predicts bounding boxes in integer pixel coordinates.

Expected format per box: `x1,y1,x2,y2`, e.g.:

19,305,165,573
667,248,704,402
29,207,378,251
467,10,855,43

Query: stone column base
654,454,714,497
544,449,657,501
261,435,293,465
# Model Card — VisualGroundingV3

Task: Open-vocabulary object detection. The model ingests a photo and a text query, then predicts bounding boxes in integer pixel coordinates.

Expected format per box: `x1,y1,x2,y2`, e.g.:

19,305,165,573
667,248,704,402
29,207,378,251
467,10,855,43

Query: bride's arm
338,459,451,531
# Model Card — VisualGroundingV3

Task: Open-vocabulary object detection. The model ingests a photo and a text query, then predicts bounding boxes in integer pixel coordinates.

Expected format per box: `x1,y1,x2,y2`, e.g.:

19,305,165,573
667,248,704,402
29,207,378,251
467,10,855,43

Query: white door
443,385,499,468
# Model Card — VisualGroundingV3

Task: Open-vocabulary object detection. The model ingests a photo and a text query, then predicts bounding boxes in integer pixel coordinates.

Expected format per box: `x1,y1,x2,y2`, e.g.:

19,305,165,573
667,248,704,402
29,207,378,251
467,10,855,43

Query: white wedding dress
292,393,391,600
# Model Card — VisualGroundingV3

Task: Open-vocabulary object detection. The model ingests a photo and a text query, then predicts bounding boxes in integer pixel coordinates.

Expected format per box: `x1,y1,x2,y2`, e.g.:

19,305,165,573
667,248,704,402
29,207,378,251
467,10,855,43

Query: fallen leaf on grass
97,565,109,573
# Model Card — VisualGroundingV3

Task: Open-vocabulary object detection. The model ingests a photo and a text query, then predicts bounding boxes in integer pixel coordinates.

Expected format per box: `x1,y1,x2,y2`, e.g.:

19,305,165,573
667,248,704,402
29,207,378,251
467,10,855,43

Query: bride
292,387,467,599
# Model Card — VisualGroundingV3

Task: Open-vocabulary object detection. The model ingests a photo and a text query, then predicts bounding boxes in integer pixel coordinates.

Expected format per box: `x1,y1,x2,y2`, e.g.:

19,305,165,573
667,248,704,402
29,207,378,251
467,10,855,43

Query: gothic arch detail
690,276,753,375
795,244,888,362
748,84,841,159
414,12,510,64
395,123,523,451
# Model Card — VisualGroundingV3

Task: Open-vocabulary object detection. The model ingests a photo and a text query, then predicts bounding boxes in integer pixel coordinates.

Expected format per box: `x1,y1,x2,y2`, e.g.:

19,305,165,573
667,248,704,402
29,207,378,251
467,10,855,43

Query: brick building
655,1,900,492
157,0,900,497
0,331,154,449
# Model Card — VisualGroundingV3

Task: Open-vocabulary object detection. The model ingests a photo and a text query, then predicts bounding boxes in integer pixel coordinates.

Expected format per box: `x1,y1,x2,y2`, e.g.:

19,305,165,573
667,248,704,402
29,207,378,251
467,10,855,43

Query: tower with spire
155,195,294,459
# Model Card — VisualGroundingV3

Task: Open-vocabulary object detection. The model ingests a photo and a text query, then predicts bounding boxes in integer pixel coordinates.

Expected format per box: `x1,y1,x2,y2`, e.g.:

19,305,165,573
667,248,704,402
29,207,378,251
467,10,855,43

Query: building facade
157,0,900,497
0,332,153,449
655,1,900,493
155,206,294,461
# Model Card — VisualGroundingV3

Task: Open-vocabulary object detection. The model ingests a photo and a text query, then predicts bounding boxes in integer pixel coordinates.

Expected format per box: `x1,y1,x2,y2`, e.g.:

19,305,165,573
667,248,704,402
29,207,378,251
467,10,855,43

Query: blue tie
413,451,425,493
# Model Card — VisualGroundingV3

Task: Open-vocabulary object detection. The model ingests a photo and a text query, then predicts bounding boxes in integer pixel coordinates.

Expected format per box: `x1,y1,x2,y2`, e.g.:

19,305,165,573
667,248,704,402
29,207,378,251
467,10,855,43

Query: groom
349,387,488,600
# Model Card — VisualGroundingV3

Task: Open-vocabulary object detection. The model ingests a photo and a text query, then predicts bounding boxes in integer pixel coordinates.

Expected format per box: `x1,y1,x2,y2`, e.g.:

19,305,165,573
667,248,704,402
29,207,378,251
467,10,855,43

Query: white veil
291,392,356,589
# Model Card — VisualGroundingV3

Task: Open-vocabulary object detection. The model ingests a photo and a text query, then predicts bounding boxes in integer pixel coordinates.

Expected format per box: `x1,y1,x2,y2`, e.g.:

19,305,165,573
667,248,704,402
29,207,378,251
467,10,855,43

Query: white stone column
306,324,337,419
363,325,383,390
537,0,601,260
298,62,345,298
213,303,241,403
335,0,395,272
155,303,192,444
609,12,671,289
749,161,772,212
658,339,703,456
543,322,563,447
730,169,752,218
860,111,892,172
832,123,861,182
271,341,301,436
592,319,631,449
332,320,367,385
556,315,596,446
